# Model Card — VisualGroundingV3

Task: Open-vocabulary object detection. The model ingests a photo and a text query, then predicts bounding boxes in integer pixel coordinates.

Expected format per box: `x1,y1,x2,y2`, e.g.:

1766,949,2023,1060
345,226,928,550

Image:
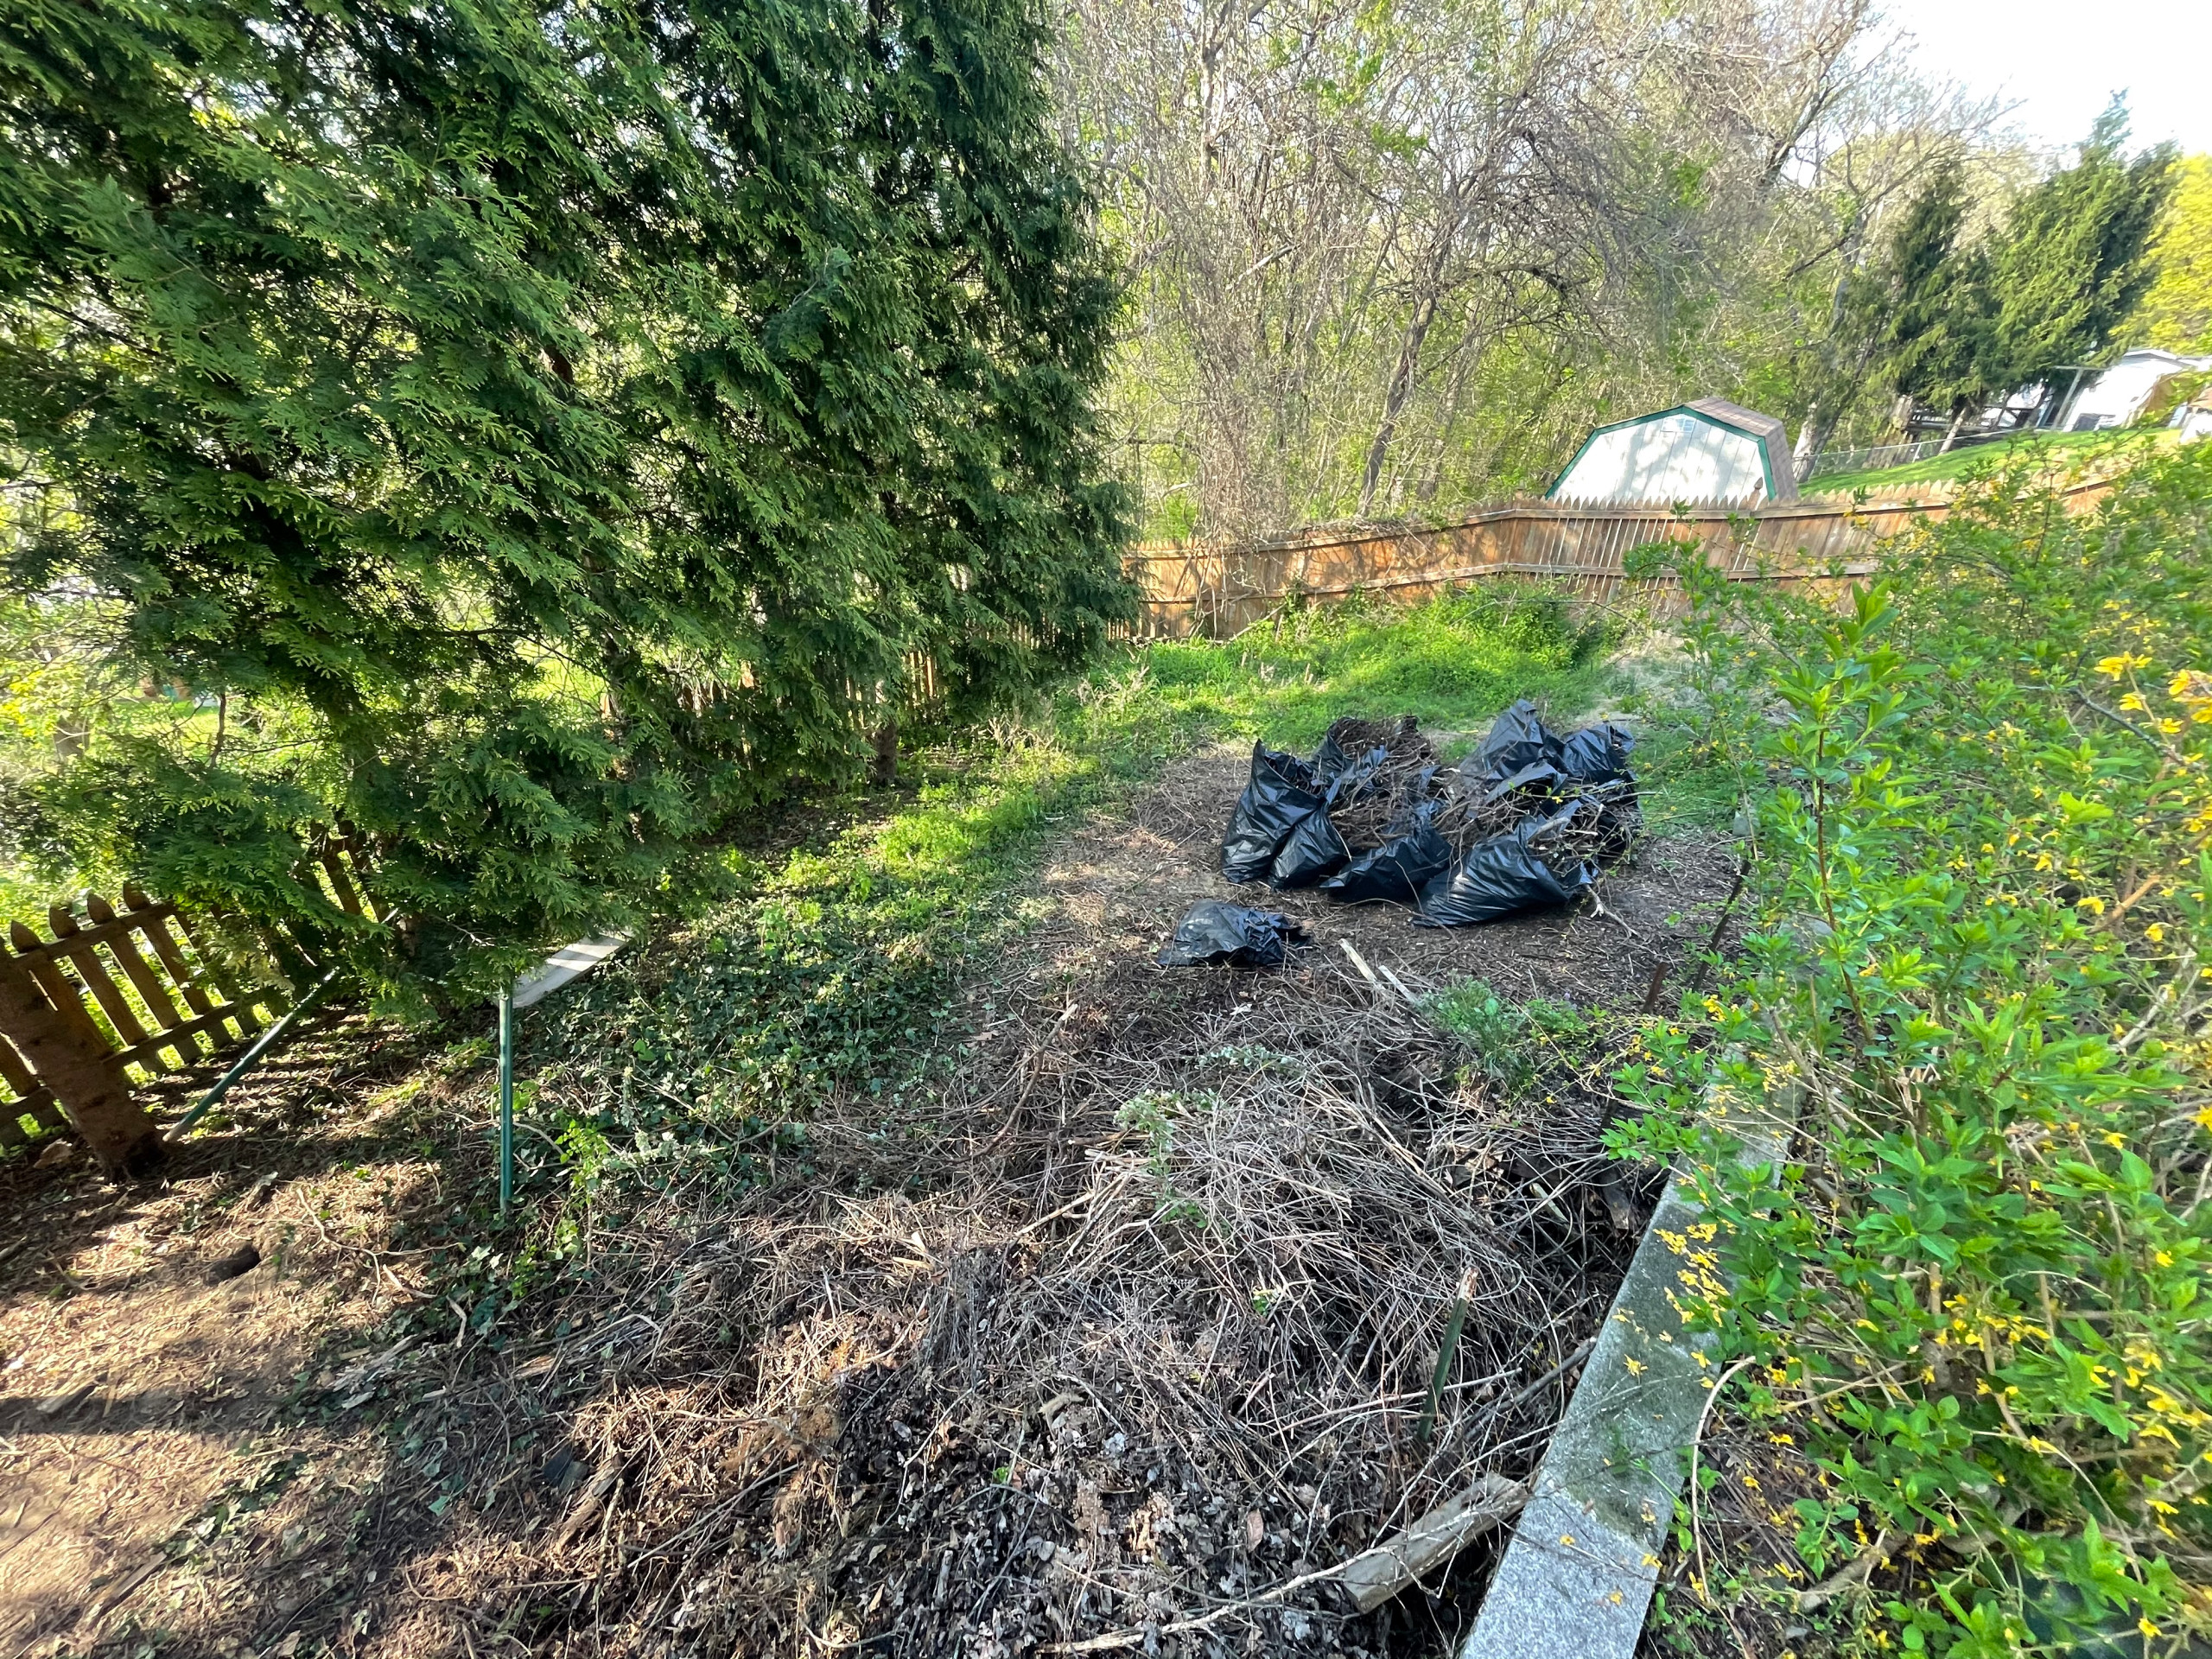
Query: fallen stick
1338,1472,1530,1611
1039,1472,1531,1652
1338,939,1386,1001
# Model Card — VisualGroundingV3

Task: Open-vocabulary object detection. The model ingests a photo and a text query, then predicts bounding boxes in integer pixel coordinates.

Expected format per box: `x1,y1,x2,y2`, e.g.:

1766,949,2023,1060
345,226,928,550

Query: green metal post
498,985,514,1217
167,968,340,1142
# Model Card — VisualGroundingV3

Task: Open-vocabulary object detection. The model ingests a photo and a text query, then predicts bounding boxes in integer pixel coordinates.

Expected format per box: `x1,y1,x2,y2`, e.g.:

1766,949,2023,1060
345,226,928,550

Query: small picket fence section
0,838,376,1160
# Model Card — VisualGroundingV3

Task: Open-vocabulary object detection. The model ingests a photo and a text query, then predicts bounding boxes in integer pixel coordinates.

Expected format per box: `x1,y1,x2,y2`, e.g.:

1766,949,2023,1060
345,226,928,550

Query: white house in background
1548,399,1798,509
2050,347,2212,431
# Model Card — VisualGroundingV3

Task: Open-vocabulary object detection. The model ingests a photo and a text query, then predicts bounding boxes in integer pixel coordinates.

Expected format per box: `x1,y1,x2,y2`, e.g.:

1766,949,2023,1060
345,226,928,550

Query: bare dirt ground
1043,742,1739,1012
0,746,1742,1659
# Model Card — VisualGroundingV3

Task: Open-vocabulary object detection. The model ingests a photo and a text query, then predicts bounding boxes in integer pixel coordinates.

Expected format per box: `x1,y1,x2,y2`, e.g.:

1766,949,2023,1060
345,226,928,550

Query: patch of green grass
1137,584,1620,749
1626,721,1743,835
510,585,1624,1205
1802,425,2173,495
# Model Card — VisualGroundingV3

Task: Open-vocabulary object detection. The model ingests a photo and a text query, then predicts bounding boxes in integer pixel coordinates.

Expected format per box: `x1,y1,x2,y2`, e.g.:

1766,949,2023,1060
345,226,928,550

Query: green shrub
1618,444,2212,1652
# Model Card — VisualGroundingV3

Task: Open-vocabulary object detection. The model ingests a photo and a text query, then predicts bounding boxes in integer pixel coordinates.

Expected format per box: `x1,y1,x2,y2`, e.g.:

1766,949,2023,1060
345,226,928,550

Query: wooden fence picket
0,836,377,1172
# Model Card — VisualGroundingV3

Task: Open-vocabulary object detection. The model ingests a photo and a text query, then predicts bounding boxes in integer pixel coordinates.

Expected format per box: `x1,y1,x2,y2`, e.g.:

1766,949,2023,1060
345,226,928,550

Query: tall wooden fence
1121,483,2109,638
0,838,376,1171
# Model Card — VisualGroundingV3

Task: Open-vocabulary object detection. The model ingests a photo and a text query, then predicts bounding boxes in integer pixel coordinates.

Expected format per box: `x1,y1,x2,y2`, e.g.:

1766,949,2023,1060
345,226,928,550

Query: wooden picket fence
0,836,377,1165
1120,480,2116,638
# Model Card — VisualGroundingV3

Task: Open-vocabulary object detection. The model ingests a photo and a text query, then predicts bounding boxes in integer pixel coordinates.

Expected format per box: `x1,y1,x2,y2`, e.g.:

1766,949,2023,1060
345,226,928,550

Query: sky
1887,0,2212,157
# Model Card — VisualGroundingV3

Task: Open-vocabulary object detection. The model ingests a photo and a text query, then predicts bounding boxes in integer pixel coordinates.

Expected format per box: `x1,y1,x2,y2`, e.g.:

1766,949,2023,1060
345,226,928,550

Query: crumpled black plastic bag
1270,805,1351,888
1481,757,1565,804
1321,801,1452,905
1156,901,1307,968
1470,699,1563,783
1309,728,1368,785
1321,744,1392,805
1558,721,1635,785
1221,744,1328,884
1414,813,1594,926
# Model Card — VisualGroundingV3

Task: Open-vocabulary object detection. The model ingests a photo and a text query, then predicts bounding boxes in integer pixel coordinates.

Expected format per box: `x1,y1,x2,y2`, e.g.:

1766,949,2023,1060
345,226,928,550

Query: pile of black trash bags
1220,701,1637,927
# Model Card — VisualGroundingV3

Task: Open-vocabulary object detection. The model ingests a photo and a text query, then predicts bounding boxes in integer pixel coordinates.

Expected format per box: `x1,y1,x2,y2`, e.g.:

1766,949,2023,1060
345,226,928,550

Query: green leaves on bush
0,0,1131,1001
1618,443,2212,1653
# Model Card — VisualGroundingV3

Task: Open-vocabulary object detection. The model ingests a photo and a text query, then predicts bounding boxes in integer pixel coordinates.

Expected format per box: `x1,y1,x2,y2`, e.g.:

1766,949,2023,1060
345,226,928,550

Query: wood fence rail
0,837,376,1174
1119,481,2111,638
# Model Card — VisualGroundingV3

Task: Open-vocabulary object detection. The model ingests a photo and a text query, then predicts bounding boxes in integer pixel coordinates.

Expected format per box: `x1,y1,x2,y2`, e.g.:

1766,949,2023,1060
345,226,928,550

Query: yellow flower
2096,655,2137,678
2120,691,2147,712
2140,1618,2160,1639
2147,923,2165,942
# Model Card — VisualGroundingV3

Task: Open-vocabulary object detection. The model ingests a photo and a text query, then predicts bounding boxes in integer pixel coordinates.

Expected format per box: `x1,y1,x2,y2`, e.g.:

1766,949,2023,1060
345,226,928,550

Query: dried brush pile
1430,772,1641,867
1324,718,1440,852
365,964,1642,1659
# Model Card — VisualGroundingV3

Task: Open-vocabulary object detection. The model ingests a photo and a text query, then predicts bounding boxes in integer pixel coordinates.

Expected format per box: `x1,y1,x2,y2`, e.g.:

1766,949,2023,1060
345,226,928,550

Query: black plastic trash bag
1271,805,1351,888
1470,699,1562,784
1309,728,1368,785
1481,757,1566,804
1558,721,1635,785
1414,817,1594,926
1321,744,1392,805
1221,744,1328,884
1321,802,1452,905
1156,901,1307,968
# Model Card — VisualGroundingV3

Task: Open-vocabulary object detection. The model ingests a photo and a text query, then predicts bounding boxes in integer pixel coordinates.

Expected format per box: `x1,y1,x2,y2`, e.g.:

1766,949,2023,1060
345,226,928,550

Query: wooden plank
10,921,118,1063
0,944,157,1175
169,911,279,1030
3,906,177,965
84,897,200,1063
319,850,365,917
122,888,221,1021
0,1030,41,1103
45,906,155,1056
109,1001,262,1071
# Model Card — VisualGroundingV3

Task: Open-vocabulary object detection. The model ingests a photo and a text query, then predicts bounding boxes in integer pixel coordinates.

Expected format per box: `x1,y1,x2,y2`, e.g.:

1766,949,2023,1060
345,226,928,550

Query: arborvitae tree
0,0,1131,1002
1876,161,1995,439
1986,104,2177,397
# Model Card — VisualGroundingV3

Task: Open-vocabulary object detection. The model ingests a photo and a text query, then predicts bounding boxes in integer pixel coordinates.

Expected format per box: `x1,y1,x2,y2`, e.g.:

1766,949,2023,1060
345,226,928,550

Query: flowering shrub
1618,445,2212,1654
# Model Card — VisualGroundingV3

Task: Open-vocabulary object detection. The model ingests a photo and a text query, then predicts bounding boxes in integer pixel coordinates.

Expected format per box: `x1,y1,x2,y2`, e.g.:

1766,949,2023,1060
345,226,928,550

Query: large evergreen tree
0,0,1131,1000
1985,104,2176,397
1877,161,1993,439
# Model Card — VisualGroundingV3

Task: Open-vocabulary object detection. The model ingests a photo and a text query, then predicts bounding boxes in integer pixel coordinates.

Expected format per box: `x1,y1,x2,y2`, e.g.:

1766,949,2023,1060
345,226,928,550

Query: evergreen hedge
0,0,1131,1001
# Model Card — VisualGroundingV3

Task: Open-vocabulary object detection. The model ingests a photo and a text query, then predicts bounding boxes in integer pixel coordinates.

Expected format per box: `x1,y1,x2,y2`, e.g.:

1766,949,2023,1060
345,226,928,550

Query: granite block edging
1458,1083,1802,1658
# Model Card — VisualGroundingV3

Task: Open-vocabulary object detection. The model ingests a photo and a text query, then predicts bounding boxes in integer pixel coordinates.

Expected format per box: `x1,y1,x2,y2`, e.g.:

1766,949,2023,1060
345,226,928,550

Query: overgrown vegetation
1620,443,2212,1653
494,586,1617,1203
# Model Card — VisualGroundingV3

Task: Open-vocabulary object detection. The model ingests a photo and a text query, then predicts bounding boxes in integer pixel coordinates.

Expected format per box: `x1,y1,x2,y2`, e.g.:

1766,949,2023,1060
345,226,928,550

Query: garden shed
1548,398,1797,508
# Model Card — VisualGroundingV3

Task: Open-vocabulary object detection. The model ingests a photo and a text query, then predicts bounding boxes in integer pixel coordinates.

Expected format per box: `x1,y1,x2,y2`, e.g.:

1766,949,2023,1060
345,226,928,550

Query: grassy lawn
1801,424,2177,494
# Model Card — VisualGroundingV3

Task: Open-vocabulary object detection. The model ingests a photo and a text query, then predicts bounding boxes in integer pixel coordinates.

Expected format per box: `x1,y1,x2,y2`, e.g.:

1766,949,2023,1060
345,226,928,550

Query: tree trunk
1937,404,1969,453
870,717,899,787
0,951,162,1177
1359,287,1441,519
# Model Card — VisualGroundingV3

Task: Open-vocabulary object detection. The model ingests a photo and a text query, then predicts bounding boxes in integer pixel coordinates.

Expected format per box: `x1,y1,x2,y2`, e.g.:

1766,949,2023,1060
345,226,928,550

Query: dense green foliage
0,0,1130,999
1621,445,2212,1652
1806,111,2177,455
2134,156,2212,356
1989,111,2177,397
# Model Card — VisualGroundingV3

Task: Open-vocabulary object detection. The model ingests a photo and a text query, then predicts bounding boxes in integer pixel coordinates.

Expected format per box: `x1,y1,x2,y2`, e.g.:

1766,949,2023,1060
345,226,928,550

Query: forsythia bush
1621,444,2212,1654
